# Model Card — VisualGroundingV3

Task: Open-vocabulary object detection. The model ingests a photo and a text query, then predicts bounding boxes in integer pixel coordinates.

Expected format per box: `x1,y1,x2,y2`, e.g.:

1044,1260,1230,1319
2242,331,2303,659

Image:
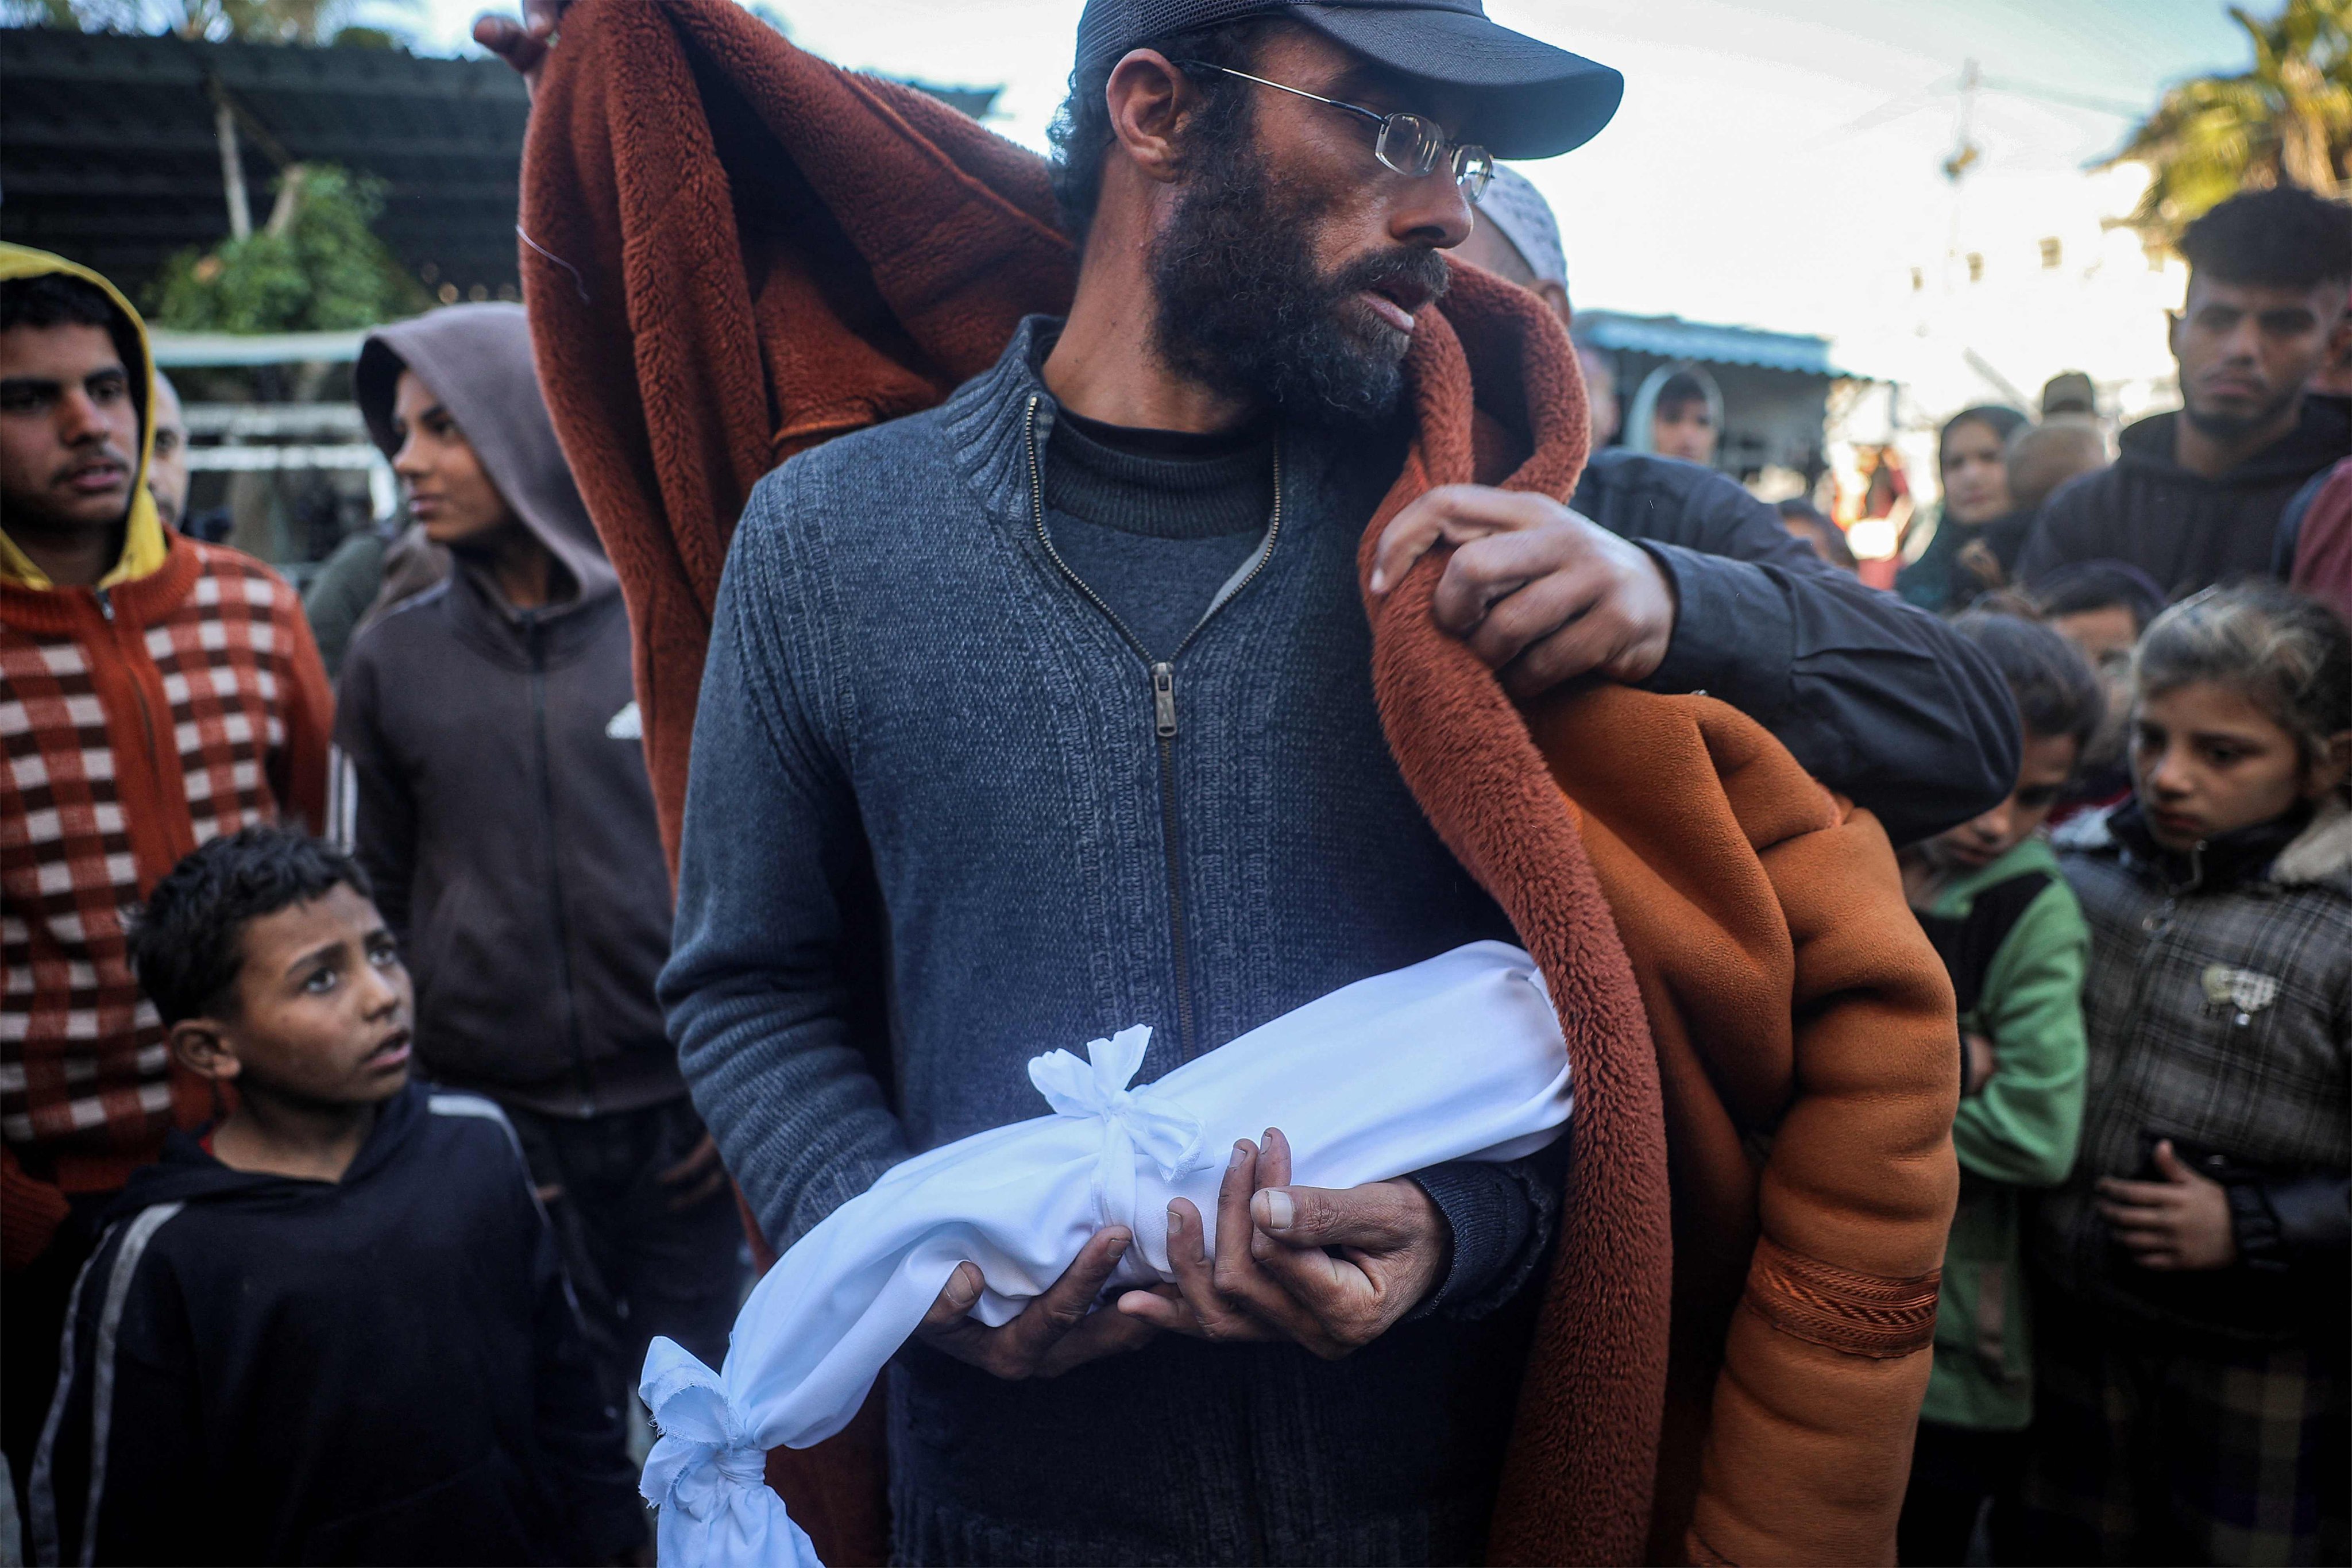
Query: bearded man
488,0,2011,1559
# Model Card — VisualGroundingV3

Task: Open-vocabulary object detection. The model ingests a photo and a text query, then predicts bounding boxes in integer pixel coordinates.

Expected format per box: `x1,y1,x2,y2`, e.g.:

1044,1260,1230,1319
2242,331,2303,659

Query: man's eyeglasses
1175,61,1494,203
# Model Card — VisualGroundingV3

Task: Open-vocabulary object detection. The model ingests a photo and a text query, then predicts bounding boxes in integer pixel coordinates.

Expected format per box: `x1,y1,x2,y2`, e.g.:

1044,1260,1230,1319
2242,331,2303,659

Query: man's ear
1534,279,1571,327
1104,49,1200,186
2166,308,2185,364
2324,291,2352,369
171,1018,241,1083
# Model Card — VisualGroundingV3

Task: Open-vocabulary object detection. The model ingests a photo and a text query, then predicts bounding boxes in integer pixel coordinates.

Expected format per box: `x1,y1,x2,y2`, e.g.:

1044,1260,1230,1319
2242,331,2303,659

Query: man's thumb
1252,1185,1368,1245
2154,1140,2193,1182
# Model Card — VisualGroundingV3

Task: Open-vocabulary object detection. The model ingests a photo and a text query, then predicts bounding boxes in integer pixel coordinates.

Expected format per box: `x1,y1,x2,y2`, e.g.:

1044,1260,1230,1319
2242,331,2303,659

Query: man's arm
661,492,910,1250
1373,461,2021,845
334,636,419,943
267,569,337,839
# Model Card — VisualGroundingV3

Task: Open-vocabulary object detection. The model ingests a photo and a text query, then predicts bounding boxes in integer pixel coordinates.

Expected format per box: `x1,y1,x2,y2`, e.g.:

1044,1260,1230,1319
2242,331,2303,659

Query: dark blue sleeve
1577,454,2019,845
661,470,912,1252
1407,1150,1562,1319
39,1223,208,1568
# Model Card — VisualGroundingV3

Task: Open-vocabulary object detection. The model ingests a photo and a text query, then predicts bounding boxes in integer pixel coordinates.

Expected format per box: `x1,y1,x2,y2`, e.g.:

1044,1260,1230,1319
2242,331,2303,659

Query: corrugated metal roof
1577,311,1856,377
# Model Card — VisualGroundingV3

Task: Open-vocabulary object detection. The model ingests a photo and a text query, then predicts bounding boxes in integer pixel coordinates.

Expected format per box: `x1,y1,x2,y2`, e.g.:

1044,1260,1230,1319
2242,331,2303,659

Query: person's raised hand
1369,485,1677,696
1117,1129,1449,1359
2096,1140,2237,1271
914,1227,1158,1379
473,0,564,90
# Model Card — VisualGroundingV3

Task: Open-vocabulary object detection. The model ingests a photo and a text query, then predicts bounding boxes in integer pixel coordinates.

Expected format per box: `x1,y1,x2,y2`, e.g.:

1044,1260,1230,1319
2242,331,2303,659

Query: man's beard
1148,140,1449,428
2181,377,2298,442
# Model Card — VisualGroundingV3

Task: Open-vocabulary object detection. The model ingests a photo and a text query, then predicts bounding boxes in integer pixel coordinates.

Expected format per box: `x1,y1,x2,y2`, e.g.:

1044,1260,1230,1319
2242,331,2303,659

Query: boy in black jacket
28,827,644,1566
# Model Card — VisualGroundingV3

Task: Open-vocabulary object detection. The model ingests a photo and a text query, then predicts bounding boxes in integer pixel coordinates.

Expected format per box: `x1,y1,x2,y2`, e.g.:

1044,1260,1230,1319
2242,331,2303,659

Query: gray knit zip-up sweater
665,319,2021,1565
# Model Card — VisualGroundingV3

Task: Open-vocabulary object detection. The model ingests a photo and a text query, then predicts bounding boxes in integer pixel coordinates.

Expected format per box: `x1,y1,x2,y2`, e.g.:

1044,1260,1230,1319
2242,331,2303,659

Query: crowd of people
1,0,2348,1562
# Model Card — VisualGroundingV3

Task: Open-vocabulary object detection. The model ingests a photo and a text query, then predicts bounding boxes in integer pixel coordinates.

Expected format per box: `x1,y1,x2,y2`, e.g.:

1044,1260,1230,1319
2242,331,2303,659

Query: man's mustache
50,441,134,484
1326,248,1452,314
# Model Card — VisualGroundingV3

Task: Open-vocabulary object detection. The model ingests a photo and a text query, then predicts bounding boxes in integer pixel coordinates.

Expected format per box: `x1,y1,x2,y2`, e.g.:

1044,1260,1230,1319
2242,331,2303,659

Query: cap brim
1286,3,1623,159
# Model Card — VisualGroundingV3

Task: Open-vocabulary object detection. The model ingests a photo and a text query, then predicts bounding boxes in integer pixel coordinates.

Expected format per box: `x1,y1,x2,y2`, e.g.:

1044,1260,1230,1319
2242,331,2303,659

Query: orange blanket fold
522,6,1958,1561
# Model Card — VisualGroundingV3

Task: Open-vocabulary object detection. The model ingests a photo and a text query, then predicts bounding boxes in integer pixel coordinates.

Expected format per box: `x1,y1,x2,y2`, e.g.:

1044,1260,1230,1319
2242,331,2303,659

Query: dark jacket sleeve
334,629,418,942
1408,1133,1567,1319
2229,1174,2350,1277
1574,452,2019,845
522,1172,648,1563
661,473,912,1250
36,1222,209,1568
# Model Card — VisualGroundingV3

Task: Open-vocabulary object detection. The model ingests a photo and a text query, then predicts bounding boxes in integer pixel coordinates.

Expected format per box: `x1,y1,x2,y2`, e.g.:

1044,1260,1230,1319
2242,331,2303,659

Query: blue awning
1576,311,1857,377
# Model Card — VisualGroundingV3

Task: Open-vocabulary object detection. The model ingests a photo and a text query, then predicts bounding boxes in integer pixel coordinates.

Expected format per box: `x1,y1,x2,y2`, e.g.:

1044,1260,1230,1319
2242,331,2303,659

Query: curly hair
129,826,374,1026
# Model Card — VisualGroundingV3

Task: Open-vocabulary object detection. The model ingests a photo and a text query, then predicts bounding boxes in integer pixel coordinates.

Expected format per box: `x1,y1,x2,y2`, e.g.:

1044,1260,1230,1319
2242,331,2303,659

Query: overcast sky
411,0,2254,346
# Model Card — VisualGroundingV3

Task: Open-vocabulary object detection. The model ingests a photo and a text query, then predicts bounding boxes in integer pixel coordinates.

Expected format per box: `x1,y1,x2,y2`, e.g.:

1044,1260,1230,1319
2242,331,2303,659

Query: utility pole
209,79,252,240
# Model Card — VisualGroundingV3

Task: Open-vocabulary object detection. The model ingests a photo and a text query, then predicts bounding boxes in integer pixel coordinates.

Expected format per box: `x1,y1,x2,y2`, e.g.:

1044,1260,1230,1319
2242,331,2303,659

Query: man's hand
1369,485,1677,696
1115,1129,1450,1359
474,0,564,88
914,1227,1159,1379
2097,1141,2237,1271
655,1134,729,1212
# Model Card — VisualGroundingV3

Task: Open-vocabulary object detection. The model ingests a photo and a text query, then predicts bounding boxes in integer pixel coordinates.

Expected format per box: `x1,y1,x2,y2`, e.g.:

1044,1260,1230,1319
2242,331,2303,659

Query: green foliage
7,0,413,45
149,165,428,333
2103,0,2352,248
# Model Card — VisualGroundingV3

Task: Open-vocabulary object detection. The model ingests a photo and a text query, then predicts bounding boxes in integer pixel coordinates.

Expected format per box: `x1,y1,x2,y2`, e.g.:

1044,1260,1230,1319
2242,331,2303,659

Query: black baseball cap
1072,0,1624,160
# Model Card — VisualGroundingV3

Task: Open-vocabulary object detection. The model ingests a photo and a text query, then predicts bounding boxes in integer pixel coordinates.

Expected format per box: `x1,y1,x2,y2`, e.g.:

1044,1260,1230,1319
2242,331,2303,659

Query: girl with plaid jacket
2025,584,2351,1566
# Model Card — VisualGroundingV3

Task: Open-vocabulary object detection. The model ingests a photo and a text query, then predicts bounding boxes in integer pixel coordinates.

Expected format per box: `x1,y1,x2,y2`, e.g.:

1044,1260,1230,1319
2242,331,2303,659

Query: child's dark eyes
2015,786,2061,809
302,965,340,995
367,937,401,969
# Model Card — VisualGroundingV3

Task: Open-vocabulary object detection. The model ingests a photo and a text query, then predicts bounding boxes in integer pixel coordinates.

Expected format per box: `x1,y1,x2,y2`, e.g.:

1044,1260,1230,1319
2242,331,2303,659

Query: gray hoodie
338,304,679,1116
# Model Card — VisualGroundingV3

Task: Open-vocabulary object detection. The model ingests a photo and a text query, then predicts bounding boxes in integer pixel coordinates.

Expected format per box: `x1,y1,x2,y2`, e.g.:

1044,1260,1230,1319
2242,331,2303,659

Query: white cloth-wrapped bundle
639,941,1572,1567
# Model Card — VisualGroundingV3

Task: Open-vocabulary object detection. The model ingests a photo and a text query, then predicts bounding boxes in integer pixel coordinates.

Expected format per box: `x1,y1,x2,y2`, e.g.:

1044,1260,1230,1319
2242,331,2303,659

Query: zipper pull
95,585,114,621
1152,662,1177,738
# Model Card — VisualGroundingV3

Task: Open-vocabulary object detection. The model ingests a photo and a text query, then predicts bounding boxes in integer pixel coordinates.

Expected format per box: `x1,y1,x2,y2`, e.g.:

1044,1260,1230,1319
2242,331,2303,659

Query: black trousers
2,1193,113,1531
1901,1419,2025,1566
507,1096,745,1412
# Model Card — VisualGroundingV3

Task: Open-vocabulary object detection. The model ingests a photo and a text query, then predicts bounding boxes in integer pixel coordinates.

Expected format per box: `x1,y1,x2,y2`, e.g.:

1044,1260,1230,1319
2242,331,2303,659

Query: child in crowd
2023,584,2351,1565
2033,560,2169,825
30,828,644,1566
1894,613,2100,1566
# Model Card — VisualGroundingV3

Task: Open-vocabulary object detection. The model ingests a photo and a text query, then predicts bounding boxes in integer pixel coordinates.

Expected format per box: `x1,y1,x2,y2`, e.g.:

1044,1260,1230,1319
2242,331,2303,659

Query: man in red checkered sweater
0,246,333,1496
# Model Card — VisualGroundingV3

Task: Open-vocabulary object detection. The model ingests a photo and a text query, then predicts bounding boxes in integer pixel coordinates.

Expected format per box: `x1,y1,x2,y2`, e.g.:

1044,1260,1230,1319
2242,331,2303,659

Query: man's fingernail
1230,1141,1249,1169
1370,570,1387,593
1260,1190,1293,1230
1167,1206,1184,1235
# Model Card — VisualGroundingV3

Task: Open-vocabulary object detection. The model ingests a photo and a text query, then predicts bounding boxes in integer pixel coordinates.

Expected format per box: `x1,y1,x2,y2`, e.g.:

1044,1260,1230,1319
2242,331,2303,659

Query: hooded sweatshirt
2016,397,2352,597
338,304,678,1117
0,246,334,1268
26,1081,644,1566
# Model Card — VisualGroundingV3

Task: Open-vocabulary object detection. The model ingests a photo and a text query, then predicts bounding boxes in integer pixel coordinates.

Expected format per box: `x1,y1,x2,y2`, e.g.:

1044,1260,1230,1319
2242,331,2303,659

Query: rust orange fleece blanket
520,3,1959,1561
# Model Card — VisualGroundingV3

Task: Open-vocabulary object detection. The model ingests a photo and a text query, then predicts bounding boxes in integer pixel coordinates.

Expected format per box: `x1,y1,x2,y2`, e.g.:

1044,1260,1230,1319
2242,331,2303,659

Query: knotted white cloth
639,941,1571,1567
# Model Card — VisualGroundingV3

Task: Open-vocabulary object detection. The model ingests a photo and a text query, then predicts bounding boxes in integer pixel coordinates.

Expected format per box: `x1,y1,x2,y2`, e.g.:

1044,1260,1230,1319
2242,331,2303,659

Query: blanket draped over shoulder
520,2,1960,1560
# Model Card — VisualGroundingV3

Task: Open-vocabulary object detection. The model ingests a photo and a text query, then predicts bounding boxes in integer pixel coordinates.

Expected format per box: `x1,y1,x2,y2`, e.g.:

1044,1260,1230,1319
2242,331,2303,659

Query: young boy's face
1924,729,2079,872
2132,680,2337,851
176,884,415,1104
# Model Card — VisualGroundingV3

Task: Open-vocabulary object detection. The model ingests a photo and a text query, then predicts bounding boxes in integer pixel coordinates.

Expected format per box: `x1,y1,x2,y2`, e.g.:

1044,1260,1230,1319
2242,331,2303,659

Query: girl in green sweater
1896,612,2103,1566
